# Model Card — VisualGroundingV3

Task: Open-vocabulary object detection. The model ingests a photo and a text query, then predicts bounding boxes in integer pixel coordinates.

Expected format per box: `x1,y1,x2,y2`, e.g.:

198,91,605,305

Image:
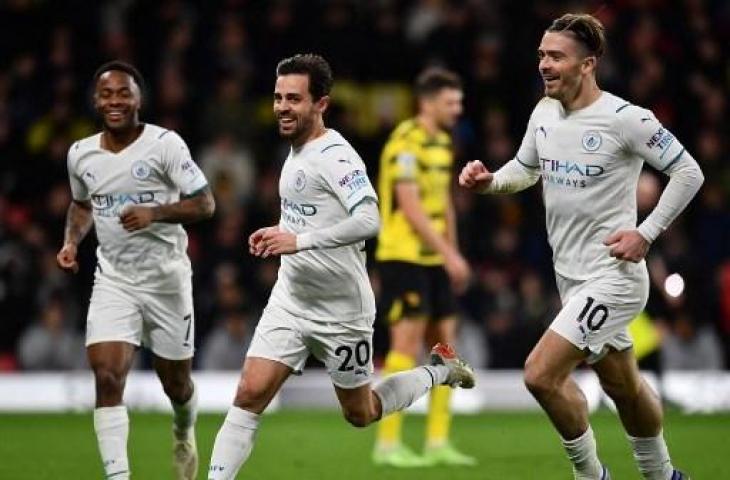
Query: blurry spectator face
421,87,463,130
538,32,596,103
94,70,141,133
273,74,328,146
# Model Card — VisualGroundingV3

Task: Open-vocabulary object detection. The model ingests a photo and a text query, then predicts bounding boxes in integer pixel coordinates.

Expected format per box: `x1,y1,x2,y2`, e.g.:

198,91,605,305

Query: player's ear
582,55,597,74
316,95,330,114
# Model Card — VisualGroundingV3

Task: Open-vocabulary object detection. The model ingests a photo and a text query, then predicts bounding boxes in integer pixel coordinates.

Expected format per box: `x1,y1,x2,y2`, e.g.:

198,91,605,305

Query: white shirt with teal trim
67,123,208,291
487,92,703,280
271,129,379,322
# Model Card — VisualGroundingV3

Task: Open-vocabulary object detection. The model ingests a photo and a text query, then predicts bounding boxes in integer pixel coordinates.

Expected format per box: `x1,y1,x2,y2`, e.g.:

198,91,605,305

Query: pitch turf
0,410,727,479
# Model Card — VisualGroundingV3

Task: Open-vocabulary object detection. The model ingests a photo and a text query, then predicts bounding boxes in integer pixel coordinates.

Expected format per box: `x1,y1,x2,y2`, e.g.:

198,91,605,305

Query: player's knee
342,407,374,428
93,367,126,398
600,377,641,404
233,379,270,412
523,362,557,398
161,376,191,404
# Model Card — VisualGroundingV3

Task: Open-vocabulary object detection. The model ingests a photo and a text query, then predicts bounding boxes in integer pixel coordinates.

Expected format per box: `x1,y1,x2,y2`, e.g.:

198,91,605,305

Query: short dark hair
414,67,462,98
547,13,606,58
276,54,333,101
93,60,146,94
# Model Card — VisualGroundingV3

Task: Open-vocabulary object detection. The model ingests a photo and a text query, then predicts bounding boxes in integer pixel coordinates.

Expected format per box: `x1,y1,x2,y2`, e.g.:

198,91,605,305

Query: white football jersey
67,124,208,291
270,129,378,322
517,92,686,279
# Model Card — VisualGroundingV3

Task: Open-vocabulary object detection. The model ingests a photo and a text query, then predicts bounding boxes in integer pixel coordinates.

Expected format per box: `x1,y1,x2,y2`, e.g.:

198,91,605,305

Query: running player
57,61,215,480
460,13,701,480
206,54,475,480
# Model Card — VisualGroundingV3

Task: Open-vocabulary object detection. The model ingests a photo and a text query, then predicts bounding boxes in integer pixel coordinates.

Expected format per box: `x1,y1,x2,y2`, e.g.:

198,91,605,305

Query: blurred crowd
1,0,728,373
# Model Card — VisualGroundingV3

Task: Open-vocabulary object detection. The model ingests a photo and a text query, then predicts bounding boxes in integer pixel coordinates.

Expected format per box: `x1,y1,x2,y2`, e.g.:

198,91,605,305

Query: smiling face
94,70,141,133
538,31,596,103
273,73,328,146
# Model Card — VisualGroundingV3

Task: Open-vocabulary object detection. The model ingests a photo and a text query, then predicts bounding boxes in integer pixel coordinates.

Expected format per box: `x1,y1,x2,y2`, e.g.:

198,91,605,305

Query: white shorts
247,302,374,389
85,276,195,360
550,264,649,364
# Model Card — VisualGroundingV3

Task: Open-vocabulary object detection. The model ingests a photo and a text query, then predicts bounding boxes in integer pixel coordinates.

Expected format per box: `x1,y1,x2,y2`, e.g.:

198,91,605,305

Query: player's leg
209,303,306,480
86,282,142,480
208,357,291,480
374,262,431,466
422,315,476,466
87,342,136,480
592,348,685,480
524,330,607,480
144,285,198,480
153,356,197,480
333,344,475,428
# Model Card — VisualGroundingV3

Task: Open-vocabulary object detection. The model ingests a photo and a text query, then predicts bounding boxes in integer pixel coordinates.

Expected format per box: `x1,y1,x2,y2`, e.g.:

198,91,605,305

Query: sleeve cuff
637,222,659,243
296,232,314,251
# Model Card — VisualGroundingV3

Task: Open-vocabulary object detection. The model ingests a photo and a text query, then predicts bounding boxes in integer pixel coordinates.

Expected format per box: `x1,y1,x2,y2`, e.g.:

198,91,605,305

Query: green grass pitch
0,410,727,479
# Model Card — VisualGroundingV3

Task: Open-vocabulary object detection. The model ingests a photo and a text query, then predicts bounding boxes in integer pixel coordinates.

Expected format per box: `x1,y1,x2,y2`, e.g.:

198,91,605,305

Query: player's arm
119,186,215,231
120,131,215,231
57,199,93,273
255,198,380,258
604,110,704,262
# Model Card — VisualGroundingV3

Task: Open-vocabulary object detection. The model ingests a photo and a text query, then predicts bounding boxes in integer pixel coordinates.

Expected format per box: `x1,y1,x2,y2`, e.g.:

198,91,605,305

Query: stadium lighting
664,273,685,298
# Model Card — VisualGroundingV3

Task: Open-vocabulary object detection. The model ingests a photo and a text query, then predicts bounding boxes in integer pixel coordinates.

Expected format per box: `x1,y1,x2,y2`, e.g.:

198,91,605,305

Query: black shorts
378,261,457,324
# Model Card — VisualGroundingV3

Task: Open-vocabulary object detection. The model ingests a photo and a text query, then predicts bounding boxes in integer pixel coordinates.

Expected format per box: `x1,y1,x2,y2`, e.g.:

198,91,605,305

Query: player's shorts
246,301,374,389
85,274,195,360
549,263,649,364
378,261,457,323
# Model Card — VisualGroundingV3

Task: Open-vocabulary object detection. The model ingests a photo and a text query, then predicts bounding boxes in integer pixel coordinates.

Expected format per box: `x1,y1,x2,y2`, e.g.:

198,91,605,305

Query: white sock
208,406,260,480
628,431,674,480
561,426,603,480
374,365,449,417
93,406,130,479
172,382,198,439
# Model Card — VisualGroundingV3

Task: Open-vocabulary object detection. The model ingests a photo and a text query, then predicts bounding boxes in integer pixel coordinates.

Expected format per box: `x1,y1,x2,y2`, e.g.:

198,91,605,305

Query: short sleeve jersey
270,129,378,322
375,119,453,266
67,124,208,291
516,92,686,279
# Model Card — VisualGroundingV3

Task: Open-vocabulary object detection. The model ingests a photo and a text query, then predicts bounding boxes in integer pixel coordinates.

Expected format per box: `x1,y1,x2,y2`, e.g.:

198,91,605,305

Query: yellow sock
426,386,451,447
376,351,416,448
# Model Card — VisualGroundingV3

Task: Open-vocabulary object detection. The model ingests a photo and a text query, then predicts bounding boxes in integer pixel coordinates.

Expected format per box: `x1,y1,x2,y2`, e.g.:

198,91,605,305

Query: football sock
426,385,452,447
208,406,260,480
172,382,198,439
94,406,130,479
561,425,603,480
375,351,416,447
374,364,449,419
627,431,674,480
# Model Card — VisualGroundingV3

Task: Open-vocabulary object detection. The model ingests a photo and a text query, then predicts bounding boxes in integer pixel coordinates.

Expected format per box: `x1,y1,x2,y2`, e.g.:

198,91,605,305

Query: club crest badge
131,160,151,180
582,131,602,152
294,169,306,192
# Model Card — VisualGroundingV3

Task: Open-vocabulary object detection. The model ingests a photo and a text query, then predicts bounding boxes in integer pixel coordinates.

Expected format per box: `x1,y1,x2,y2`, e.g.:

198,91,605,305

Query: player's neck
562,79,602,112
292,119,327,150
416,114,439,136
102,123,144,153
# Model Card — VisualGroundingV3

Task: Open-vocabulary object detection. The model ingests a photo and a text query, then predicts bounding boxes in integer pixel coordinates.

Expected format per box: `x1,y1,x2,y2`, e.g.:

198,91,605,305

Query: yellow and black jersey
375,118,453,266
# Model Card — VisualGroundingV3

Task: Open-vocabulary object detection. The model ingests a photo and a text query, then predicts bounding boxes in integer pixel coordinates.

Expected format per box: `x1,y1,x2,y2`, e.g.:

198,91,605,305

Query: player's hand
444,251,471,294
603,229,650,263
249,226,279,256
57,243,79,273
119,206,155,231
257,229,297,258
459,160,493,192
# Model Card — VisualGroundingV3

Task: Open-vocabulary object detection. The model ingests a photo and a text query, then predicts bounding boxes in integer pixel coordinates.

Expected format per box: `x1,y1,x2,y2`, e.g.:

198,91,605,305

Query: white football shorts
550,262,650,364
247,301,374,389
85,275,195,360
